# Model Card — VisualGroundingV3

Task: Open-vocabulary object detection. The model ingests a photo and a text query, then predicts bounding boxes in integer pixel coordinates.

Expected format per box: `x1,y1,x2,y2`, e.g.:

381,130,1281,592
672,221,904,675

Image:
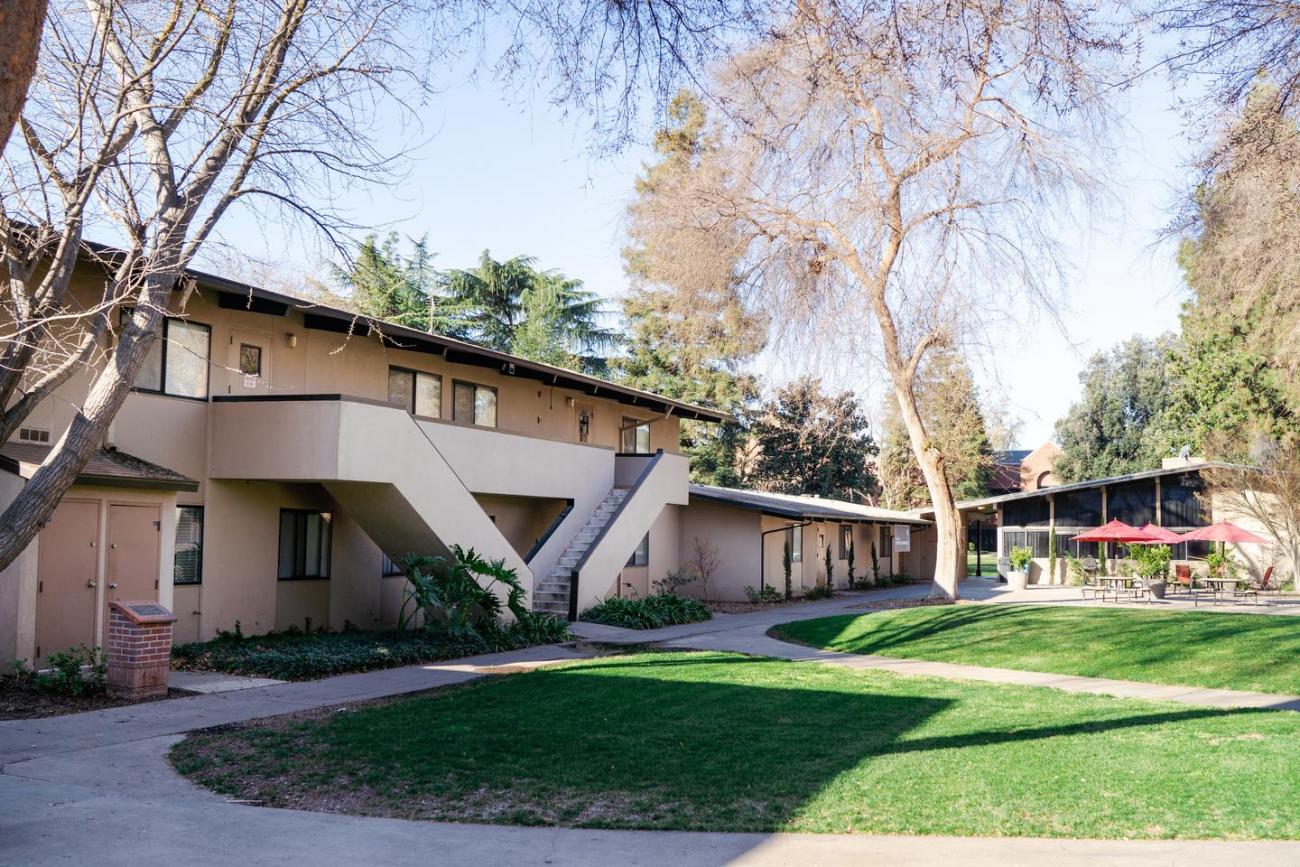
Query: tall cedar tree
878,348,995,509
438,251,618,374
747,377,877,501
331,234,438,330
619,91,765,484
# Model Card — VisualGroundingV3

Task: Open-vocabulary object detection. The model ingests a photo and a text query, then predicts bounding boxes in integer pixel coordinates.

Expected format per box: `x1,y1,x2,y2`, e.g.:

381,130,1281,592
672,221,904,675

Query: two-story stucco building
0,257,736,665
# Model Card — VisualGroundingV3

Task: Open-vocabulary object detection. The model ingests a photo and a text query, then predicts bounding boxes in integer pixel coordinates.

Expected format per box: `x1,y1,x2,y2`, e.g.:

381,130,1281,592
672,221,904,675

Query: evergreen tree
1053,334,1178,482
619,90,766,484
332,233,438,330
746,377,877,501
439,250,617,373
877,348,995,508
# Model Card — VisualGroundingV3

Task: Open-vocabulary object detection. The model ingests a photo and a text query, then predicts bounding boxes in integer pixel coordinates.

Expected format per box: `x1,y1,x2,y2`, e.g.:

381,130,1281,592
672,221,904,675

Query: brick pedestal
107,601,177,700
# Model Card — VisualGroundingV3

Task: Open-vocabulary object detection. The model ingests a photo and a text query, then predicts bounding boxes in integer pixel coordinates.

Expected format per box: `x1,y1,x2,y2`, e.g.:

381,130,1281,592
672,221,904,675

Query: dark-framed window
239,343,263,377
121,310,211,399
621,417,652,454
1161,476,1209,528
277,510,332,580
627,533,649,567
1054,489,1102,527
839,524,852,560
880,526,893,559
785,525,803,562
388,366,442,418
453,380,497,427
1107,481,1156,527
174,506,204,585
380,552,403,577
1003,496,1051,528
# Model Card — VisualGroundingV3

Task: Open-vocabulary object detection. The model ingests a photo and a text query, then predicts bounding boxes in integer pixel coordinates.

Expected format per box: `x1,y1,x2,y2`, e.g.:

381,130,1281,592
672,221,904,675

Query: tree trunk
890,381,962,600
0,0,47,152
0,276,170,573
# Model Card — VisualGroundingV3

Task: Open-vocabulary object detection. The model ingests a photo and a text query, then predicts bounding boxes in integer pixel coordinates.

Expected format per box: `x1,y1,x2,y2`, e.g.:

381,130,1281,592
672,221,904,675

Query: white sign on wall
893,525,911,553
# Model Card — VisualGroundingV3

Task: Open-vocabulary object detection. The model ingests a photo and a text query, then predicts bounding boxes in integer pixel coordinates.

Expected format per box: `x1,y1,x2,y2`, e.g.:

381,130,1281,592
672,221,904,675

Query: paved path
6,580,1300,865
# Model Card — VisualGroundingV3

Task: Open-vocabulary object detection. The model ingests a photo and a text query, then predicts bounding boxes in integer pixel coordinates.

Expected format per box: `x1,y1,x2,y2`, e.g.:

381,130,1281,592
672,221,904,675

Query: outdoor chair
1173,564,1193,596
1249,566,1280,602
1080,557,1104,600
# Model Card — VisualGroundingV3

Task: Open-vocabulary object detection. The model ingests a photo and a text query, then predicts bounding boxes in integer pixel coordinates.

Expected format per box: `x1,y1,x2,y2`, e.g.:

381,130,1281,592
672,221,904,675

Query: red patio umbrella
1135,523,1186,545
1178,521,1269,545
1070,519,1159,543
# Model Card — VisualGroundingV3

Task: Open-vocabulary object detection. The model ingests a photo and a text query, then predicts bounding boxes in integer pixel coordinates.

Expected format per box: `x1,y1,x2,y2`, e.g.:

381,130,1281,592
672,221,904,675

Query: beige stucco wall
0,470,36,668
7,266,706,643
677,501,762,601
473,494,569,559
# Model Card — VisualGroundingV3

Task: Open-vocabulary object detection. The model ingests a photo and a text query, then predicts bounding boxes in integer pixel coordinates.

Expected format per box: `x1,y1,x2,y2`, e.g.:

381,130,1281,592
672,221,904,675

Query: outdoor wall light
285,332,297,348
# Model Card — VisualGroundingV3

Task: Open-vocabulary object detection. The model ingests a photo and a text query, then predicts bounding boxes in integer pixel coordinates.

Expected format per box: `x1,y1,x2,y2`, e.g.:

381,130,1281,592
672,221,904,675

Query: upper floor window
388,367,441,418
123,310,211,399
174,506,204,585
453,380,497,427
277,509,332,580
621,417,651,454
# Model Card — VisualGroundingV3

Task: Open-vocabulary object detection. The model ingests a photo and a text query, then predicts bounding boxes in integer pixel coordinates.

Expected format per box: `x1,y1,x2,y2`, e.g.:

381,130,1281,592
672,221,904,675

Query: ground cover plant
775,605,1300,695
172,650,1300,838
580,593,711,630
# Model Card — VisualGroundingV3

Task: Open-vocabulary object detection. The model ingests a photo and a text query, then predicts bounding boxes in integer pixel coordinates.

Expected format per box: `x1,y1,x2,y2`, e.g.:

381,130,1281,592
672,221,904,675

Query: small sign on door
243,376,258,388
893,525,911,553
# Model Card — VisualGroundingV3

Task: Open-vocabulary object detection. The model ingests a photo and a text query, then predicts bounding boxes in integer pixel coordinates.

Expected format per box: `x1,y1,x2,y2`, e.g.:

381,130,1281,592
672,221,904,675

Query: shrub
803,583,833,600
653,569,697,596
399,546,529,643
783,540,793,601
847,540,857,588
824,545,835,593
1009,545,1033,572
580,593,712,630
744,585,784,604
1066,552,1085,586
891,572,913,585
870,541,880,584
13,645,107,696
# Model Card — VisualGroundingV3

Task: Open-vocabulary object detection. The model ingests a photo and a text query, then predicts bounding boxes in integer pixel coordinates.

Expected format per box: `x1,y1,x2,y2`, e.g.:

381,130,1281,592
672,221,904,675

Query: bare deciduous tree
0,0,47,151
0,0,433,572
631,0,1125,598
1203,440,1300,584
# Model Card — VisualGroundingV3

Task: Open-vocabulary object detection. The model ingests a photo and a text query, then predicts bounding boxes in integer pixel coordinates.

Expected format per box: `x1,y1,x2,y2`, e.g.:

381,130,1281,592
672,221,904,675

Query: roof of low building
689,484,931,525
78,239,731,424
994,449,1033,465
920,460,1246,517
0,442,199,491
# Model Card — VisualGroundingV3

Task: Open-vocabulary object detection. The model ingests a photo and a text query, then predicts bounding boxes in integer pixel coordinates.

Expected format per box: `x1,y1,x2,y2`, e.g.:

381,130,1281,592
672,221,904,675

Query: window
627,533,649,567
125,311,212,399
785,525,803,562
380,553,403,577
453,381,496,427
1054,489,1102,527
621,417,651,454
1002,496,1051,527
277,510,332,580
880,526,893,559
174,506,204,585
388,367,442,418
1161,476,1208,528
1107,481,1156,527
839,525,852,560
17,426,49,444
239,343,262,376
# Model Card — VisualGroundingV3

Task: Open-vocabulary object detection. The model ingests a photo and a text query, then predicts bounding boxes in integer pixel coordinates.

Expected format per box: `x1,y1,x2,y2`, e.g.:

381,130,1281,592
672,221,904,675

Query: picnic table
1095,575,1148,603
1201,576,1258,606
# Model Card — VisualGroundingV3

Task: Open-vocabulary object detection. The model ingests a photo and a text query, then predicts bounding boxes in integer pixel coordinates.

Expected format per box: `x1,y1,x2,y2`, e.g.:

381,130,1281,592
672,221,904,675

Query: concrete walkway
6,581,1300,865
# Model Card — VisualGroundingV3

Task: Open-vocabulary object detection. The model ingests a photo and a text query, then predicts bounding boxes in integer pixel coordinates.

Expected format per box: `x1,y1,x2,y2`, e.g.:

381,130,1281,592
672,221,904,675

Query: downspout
760,519,812,594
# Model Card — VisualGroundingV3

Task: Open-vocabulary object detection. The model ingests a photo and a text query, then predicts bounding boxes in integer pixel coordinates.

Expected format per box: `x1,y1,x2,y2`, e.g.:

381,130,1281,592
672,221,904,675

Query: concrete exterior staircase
533,488,629,616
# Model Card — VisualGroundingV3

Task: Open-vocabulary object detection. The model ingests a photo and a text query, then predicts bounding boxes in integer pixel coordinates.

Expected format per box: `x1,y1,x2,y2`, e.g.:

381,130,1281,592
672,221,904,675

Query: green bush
13,644,107,696
1009,545,1033,572
804,583,834,600
173,615,569,681
744,585,784,603
891,572,913,585
580,593,712,630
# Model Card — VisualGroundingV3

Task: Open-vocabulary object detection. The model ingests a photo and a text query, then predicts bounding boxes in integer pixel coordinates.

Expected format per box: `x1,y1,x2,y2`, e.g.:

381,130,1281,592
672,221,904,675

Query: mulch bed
0,683,181,720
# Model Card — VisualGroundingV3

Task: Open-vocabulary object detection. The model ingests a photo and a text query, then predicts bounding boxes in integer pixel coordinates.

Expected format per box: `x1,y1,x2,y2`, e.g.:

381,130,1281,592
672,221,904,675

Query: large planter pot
1007,569,1029,591
1147,578,1167,600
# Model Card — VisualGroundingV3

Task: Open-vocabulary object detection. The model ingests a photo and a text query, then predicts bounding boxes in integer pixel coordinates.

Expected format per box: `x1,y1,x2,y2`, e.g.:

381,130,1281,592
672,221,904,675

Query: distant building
990,442,1061,495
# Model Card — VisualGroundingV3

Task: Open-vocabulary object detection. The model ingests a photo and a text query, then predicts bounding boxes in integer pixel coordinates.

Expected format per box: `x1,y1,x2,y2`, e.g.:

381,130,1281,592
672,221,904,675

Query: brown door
36,500,101,662
105,505,161,621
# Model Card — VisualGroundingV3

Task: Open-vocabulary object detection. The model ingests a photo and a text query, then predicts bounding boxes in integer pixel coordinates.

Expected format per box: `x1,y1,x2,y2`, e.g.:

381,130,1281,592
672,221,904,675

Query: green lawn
775,605,1300,695
966,550,999,576
172,651,1300,838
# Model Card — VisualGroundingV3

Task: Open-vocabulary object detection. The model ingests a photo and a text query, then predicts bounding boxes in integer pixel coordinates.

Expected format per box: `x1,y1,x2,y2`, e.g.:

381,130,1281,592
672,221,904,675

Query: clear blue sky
210,57,1197,450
